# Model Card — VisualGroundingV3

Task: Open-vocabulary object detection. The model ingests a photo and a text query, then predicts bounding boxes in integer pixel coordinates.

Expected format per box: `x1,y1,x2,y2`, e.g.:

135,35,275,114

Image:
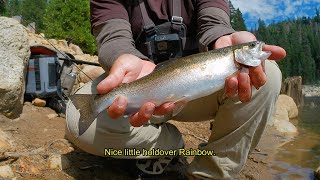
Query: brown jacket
90,0,235,70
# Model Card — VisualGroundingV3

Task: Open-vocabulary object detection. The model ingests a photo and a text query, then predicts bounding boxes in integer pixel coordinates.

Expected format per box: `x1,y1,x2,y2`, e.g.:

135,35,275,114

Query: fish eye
249,42,256,48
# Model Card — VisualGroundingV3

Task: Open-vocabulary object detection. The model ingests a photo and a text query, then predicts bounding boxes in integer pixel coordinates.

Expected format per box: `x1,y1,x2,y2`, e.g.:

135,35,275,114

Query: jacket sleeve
93,20,149,71
197,6,236,52
91,0,148,71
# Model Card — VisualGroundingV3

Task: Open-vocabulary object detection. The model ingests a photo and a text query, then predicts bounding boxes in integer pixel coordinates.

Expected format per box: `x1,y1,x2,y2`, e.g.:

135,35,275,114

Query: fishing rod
58,57,100,67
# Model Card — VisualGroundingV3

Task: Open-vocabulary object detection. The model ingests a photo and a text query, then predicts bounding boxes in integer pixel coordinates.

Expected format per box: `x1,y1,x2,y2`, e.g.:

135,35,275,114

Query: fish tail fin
69,94,98,136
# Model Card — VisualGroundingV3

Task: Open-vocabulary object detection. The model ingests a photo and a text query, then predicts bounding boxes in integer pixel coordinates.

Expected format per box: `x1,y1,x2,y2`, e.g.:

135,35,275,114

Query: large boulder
0,17,30,118
270,95,299,135
79,65,105,84
273,120,298,135
272,95,299,122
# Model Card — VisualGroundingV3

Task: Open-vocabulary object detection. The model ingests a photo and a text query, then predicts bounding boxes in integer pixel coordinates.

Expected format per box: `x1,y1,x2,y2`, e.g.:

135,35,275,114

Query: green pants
65,60,281,179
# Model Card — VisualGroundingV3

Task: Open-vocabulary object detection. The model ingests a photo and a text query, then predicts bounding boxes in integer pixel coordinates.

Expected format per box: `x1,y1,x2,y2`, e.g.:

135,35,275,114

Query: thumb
96,65,126,94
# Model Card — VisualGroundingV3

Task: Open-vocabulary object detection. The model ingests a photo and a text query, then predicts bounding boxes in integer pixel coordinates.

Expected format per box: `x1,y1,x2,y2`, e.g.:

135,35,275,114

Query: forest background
1,0,320,84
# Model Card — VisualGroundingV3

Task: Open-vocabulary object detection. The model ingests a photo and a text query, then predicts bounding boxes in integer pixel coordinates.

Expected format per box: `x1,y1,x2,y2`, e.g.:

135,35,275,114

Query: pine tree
300,33,316,84
5,0,21,17
234,9,247,31
229,1,247,31
229,0,236,24
20,0,47,32
252,11,320,84
43,0,96,54
256,19,268,41
0,0,6,15
315,8,320,23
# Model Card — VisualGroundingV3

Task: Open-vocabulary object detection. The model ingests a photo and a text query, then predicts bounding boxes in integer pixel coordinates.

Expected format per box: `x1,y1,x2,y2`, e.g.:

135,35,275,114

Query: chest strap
171,0,183,33
139,0,183,35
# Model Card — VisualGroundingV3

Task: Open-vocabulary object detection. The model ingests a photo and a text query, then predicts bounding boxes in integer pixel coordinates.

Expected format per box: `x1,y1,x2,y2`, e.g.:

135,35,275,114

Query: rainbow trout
70,41,271,135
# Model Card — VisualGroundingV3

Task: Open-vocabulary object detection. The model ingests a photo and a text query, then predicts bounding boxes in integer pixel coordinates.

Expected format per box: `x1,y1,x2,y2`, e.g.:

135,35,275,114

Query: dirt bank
0,103,290,179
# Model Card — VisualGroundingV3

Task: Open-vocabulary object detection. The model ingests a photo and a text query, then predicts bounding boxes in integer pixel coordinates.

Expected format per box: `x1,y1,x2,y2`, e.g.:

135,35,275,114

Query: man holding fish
66,0,286,179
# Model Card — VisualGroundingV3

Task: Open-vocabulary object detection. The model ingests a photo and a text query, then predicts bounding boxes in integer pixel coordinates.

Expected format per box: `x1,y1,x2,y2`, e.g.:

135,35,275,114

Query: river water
270,97,320,179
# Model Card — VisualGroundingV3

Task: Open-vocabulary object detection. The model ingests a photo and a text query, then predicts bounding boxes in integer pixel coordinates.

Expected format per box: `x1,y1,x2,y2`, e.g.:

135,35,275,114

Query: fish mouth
258,41,265,51
258,42,271,60
234,41,271,67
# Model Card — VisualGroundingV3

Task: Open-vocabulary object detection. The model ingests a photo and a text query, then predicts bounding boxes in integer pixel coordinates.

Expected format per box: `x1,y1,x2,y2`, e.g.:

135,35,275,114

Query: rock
69,43,83,55
48,154,70,170
270,95,299,135
74,54,98,63
57,40,68,48
0,129,14,153
12,15,22,23
315,166,320,180
0,139,11,153
280,95,299,119
271,95,298,124
24,101,32,106
272,106,289,123
0,165,14,178
47,113,58,119
0,17,30,118
32,98,46,107
48,39,58,46
26,22,36,33
47,139,74,154
79,65,105,83
273,120,298,135
17,156,44,175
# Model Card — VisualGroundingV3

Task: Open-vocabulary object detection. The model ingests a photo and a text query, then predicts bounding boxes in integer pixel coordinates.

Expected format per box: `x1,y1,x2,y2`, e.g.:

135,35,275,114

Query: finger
130,103,155,127
153,102,175,116
225,76,238,97
107,96,128,119
137,60,156,79
97,57,136,94
214,35,232,49
230,31,257,44
237,73,251,102
249,65,267,89
97,73,125,94
112,54,143,84
263,44,286,60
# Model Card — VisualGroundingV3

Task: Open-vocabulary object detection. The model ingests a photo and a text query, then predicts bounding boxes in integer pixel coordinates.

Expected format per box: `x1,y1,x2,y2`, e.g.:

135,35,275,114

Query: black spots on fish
214,46,232,56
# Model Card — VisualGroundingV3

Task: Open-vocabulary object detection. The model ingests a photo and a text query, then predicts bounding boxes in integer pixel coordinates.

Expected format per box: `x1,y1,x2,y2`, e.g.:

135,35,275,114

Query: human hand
96,54,175,127
214,31,286,102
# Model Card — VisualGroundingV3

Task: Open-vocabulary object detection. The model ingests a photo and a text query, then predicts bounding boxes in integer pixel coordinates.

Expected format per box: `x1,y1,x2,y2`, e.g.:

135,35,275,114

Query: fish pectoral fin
172,96,188,116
